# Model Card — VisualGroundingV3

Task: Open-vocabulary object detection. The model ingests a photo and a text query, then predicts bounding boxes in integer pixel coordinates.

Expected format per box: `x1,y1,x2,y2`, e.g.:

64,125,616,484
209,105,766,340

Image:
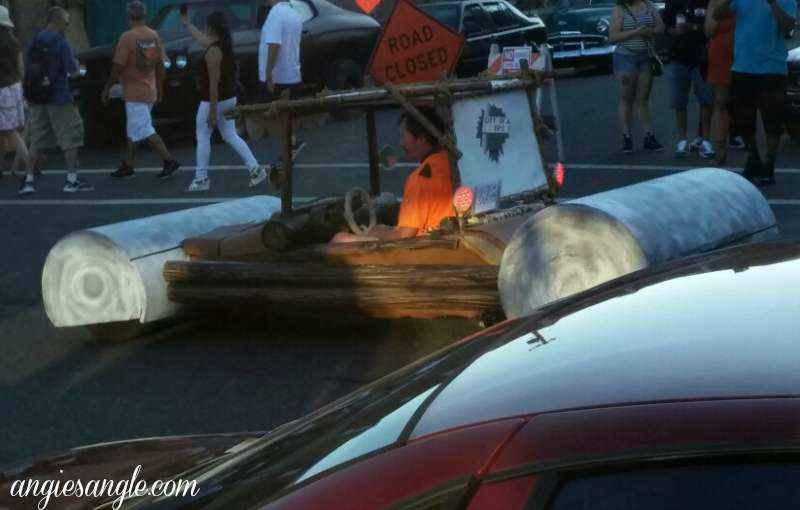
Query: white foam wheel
42,231,146,328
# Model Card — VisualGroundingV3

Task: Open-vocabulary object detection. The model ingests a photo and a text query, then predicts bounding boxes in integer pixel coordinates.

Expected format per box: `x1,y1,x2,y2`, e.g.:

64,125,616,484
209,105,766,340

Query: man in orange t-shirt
101,1,179,180
332,108,455,243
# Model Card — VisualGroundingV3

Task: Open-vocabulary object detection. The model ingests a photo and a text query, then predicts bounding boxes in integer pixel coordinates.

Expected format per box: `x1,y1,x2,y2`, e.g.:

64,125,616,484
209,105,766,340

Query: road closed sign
368,0,464,84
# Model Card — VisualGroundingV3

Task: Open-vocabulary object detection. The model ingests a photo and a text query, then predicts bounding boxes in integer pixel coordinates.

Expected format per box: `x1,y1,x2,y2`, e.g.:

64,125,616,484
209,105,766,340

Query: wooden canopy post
366,108,380,196
520,60,555,195
281,111,294,218
383,81,463,161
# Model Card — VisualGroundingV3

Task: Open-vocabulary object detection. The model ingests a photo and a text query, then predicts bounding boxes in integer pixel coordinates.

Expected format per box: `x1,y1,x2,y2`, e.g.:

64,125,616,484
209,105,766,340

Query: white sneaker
185,177,210,192
689,136,703,152
675,140,689,158
729,136,746,150
18,181,35,195
63,178,94,193
699,140,716,159
248,166,267,187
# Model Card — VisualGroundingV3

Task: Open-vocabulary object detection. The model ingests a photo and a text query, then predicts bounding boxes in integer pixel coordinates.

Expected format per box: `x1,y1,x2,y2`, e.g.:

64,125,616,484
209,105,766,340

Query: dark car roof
410,242,800,438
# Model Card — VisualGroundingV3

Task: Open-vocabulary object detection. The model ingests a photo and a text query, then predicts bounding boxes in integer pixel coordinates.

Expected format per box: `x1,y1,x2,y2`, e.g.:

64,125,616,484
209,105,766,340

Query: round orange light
453,186,475,215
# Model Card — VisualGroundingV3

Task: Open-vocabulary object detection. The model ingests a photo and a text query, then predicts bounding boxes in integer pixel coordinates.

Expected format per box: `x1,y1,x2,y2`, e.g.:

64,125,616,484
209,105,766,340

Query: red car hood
0,432,262,510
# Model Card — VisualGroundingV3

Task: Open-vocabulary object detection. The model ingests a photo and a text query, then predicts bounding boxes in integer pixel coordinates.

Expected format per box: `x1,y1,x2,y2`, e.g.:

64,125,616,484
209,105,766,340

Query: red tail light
453,186,475,216
554,162,566,188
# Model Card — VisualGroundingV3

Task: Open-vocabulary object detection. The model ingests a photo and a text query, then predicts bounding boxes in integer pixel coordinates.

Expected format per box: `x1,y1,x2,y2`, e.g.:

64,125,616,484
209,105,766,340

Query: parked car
418,0,548,77
3,241,800,509
543,0,668,71
74,0,380,146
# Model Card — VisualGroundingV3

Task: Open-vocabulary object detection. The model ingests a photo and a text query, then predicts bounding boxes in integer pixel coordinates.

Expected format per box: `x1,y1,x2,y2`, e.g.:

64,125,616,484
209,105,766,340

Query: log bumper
499,168,778,319
164,262,501,319
42,196,281,328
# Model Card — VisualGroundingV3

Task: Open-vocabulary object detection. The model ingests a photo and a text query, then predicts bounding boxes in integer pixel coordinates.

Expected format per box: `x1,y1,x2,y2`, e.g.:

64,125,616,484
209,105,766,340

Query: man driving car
332,108,455,243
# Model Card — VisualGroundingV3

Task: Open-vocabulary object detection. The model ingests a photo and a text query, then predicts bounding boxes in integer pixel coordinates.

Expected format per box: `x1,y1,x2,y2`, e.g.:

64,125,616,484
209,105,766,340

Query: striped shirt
617,5,657,55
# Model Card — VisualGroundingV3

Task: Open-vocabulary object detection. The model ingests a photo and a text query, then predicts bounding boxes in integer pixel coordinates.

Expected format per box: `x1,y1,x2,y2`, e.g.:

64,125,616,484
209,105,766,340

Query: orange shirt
112,25,167,104
397,150,455,235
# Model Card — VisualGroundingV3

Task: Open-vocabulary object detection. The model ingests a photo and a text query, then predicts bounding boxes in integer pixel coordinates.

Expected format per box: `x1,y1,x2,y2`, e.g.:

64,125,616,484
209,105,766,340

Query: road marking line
1,197,799,207
35,163,419,175
564,163,800,175
0,197,319,206
43,162,800,175
23,160,800,175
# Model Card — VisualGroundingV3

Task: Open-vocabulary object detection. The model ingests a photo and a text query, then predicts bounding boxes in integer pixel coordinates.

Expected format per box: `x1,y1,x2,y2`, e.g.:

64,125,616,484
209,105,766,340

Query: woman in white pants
181,11,265,191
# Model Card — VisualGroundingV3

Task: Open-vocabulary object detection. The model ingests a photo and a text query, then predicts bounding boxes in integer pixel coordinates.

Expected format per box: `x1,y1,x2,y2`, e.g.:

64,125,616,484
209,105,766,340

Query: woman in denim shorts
609,0,664,154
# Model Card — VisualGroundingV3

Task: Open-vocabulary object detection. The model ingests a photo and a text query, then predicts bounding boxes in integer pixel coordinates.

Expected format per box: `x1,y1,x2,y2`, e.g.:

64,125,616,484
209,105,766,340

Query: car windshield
140,321,527,507
419,4,461,31
151,0,255,39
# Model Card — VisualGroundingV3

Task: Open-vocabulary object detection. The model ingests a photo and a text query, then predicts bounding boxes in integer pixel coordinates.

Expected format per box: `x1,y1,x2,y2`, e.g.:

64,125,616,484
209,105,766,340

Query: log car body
165,75,556,321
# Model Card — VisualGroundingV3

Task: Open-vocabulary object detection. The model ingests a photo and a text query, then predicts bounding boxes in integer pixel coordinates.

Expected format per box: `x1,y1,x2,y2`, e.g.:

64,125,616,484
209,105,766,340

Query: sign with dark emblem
476,104,511,163
452,89,548,202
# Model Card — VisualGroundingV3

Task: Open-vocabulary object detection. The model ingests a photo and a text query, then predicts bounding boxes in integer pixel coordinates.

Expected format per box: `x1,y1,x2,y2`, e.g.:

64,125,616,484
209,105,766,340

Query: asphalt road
2,65,799,464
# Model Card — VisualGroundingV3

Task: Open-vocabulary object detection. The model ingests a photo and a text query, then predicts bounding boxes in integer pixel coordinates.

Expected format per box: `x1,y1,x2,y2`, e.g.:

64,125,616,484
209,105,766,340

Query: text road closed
368,0,464,84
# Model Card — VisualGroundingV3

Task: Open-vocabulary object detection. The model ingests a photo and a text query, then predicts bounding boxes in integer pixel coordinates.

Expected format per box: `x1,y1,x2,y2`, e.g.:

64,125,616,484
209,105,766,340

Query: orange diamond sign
368,0,464,85
355,0,381,14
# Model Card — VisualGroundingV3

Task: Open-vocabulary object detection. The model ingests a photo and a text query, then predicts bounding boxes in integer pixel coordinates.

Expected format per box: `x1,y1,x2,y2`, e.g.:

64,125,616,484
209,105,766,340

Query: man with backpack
102,1,179,180
19,6,92,195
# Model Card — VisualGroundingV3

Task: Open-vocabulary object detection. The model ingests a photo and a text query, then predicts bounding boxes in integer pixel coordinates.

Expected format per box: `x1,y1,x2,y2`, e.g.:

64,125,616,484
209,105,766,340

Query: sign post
368,0,464,85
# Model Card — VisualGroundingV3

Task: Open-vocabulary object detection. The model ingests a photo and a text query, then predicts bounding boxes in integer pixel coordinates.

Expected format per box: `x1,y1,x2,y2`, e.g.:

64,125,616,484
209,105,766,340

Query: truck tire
325,59,364,91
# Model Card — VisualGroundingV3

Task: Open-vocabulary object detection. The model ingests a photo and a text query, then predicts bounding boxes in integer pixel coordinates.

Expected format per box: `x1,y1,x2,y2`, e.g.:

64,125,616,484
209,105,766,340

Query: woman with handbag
609,0,665,154
180,11,266,192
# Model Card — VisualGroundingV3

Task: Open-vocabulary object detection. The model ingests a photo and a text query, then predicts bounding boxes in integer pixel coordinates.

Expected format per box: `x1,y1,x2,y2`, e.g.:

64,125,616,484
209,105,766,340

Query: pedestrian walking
259,0,306,157
663,0,716,159
609,0,665,154
714,0,797,185
19,6,92,195
0,6,29,182
181,11,267,192
102,1,179,180
704,0,735,165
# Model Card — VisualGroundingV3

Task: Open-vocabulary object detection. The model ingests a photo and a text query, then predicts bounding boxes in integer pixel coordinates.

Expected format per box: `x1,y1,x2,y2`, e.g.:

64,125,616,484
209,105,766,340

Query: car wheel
325,59,364,91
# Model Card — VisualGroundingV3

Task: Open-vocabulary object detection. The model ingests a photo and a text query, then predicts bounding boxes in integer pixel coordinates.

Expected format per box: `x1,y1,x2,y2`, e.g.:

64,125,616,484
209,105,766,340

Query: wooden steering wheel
344,187,377,236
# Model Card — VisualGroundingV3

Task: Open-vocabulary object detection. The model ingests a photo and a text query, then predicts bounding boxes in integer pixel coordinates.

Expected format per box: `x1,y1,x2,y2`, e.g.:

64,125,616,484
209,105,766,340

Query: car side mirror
379,145,397,170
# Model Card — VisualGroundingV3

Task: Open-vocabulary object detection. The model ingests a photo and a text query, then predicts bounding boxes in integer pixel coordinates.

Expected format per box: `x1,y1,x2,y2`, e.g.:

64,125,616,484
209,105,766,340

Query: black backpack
23,34,56,104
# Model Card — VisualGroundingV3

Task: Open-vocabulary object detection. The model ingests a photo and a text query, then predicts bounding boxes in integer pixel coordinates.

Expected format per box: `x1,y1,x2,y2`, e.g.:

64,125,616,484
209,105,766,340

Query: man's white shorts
125,102,156,143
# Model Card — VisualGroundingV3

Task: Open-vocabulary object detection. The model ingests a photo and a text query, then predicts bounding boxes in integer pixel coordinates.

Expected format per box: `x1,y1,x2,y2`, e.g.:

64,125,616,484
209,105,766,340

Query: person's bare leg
25,148,38,180
125,138,137,168
617,73,636,136
10,131,28,171
0,133,6,176
676,110,688,141
712,86,730,164
146,133,174,162
701,104,713,141
635,71,654,133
